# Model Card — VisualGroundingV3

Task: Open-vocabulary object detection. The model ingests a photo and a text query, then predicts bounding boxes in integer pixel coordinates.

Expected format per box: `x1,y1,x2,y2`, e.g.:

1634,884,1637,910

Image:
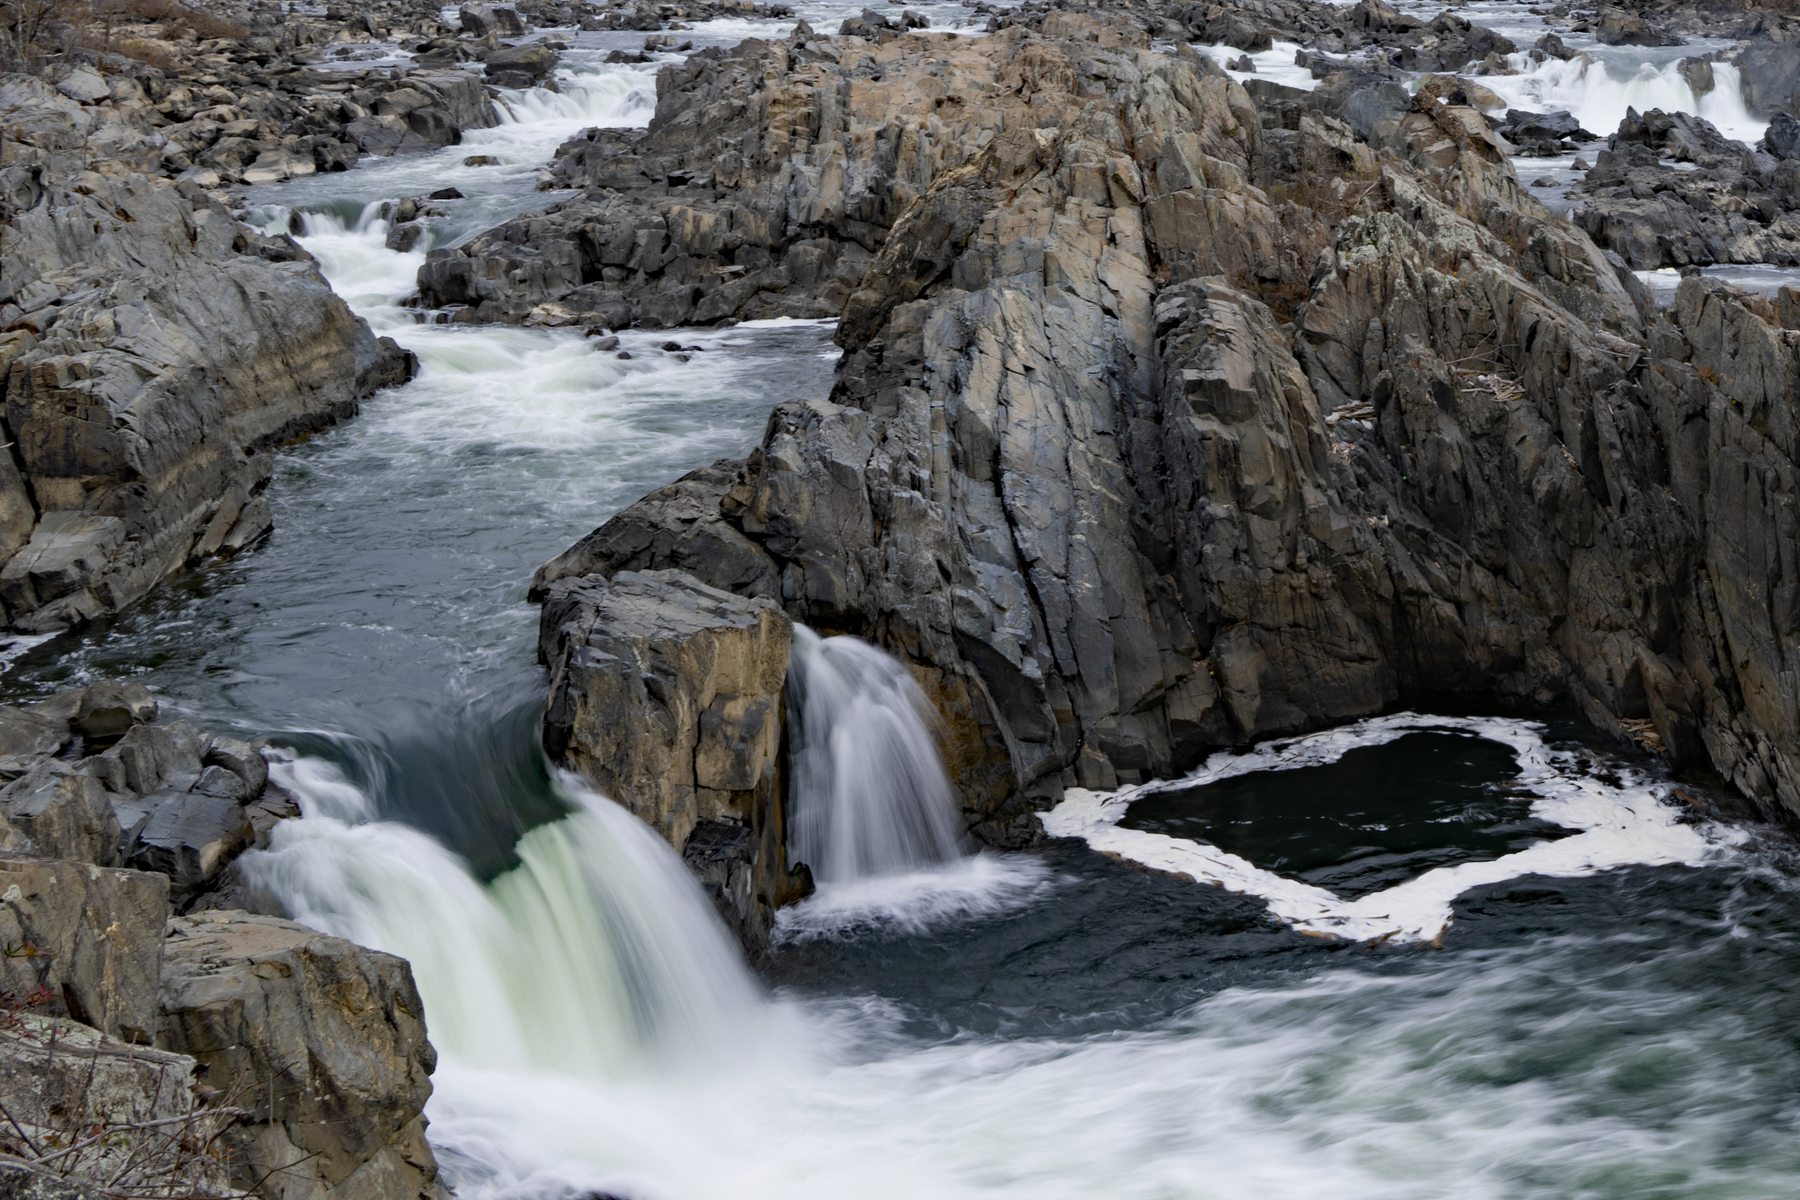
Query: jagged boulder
157,911,442,1200
0,683,298,907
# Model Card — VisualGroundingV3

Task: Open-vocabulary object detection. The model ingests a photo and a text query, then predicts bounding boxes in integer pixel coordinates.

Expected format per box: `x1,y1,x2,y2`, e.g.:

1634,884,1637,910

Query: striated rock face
536,15,1800,831
158,911,442,1200
539,568,800,946
0,853,168,1043
1,75,414,632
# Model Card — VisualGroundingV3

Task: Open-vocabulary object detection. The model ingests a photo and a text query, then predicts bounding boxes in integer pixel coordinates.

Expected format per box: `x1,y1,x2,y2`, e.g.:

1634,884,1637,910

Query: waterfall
785,628,965,885
240,760,759,1078
1483,55,1766,145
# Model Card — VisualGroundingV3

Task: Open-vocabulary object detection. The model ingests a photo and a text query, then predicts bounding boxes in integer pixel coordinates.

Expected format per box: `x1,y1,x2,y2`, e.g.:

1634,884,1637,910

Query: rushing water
11,7,1800,1198
785,628,966,886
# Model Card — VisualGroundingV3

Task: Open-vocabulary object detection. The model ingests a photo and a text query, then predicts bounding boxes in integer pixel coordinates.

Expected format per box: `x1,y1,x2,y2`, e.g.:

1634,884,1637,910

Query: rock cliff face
1,74,414,632
537,15,1800,841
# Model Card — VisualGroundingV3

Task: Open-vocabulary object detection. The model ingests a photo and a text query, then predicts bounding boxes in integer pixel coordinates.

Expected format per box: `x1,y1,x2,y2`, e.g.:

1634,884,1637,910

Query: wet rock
1570,108,1800,268
386,220,425,251
1679,55,1715,97
1736,40,1800,119
1595,7,1683,46
158,911,443,1200
1764,111,1800,161
482,41,559,79
1535,32,1578,60
1500,108,1593,143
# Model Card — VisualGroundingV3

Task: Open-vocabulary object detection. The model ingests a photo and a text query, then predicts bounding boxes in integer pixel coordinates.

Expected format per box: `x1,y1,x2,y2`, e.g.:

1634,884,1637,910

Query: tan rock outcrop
157,911,442,1200
0,854,169,1044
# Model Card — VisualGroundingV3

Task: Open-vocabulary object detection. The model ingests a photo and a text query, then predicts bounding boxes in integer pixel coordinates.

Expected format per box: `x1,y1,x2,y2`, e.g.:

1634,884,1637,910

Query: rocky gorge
9,0,1800,1193
519,8,1800,945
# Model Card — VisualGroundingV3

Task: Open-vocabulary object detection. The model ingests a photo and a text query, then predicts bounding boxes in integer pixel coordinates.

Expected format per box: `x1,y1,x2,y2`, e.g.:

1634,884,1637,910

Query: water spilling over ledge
786,628,966,886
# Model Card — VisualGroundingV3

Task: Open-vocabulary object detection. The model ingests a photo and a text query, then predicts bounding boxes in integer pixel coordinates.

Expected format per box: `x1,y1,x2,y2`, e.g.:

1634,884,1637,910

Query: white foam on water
1195,38,1320,91
773,853,1055,942
1043,714,1745,944
1636,264,1800,303
242,767,761,1079
1484,55,1764,145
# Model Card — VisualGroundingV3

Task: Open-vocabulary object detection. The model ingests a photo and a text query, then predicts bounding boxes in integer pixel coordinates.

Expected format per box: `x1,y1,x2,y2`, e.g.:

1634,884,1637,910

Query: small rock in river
617,351,632,359
1531,176,1557,187
428,187,465,200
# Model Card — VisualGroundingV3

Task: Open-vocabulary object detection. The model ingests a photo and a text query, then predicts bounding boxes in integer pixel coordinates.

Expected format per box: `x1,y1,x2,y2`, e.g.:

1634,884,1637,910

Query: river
11,4,1800,1197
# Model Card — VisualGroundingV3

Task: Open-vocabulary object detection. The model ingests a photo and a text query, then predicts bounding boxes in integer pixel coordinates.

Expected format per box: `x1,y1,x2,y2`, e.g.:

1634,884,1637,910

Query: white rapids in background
1046,713,1745,944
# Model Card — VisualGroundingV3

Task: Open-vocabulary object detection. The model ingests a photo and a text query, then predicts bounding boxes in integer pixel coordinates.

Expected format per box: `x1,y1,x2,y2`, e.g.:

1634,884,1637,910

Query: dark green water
1120,731,1577,897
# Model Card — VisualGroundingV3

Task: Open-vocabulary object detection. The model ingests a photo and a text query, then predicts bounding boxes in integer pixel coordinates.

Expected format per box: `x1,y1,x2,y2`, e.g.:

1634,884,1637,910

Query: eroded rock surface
158,911,442,1200
536,14,1800,835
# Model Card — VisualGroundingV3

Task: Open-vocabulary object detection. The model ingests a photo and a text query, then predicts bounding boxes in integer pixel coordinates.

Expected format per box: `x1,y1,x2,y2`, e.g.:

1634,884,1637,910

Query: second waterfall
784,628,966,885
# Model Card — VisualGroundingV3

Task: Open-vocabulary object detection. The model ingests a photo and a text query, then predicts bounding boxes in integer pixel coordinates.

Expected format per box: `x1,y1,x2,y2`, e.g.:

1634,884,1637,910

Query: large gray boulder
158,911,443,1200
539,569,795,947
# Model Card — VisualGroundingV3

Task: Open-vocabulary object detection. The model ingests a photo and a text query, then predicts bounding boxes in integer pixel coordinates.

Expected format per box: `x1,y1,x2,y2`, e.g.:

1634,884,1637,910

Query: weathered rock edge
1,73,415,633
0,680,445,1199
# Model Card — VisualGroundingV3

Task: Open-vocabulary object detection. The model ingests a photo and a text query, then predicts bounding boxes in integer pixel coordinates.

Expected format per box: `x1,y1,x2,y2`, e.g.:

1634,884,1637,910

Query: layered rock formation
1,74,413,631
535,12,1800,867
0,682,443,1198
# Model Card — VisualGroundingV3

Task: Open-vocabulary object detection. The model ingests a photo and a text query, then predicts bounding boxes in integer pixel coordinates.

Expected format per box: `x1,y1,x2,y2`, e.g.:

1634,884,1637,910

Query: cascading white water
240,758,759,1078
785,628,965,884
1482,56,1764,144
